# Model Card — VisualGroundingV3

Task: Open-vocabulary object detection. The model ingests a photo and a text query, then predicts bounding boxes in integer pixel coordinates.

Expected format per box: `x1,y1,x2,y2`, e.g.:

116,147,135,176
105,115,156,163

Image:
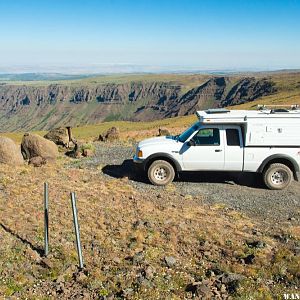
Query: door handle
215,149,223,152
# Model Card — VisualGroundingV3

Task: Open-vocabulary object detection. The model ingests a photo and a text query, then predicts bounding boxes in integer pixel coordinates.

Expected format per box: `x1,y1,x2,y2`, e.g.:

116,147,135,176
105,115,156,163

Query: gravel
69,142,300,224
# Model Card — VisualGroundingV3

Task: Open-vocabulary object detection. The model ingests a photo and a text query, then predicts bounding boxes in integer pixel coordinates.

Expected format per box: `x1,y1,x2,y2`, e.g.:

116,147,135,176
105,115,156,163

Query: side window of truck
193,128,220,145
226,129,240,146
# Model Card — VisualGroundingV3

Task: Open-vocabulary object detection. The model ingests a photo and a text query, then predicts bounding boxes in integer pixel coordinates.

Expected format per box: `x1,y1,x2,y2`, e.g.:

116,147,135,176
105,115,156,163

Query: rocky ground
0,141,299,299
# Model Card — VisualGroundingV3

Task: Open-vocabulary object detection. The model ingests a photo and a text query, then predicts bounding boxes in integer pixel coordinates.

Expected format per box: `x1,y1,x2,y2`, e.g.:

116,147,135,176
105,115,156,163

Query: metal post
70,192,84,269
44,182,49,257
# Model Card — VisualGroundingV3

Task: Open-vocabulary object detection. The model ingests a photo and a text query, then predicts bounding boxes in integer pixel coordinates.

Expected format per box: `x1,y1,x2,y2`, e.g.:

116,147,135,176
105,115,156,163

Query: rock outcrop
164,77,276,118
44,127,69,147
220,77,275,107
99,127,120,142
21,133,59,160
0,137,24,165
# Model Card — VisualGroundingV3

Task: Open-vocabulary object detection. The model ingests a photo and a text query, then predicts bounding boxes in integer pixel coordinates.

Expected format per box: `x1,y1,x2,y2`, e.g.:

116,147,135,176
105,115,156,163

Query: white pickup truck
133,108,300,190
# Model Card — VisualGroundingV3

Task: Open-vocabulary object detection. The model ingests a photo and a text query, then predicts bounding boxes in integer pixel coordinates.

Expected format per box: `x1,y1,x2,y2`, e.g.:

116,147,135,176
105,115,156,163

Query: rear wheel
148,160,175,186
263,163,293,190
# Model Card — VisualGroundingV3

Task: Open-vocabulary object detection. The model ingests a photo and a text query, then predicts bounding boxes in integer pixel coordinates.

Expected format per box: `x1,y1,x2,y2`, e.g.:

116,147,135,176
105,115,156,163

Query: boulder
99,127,120,142
0,137,24,166
21,133,59,160
158,128,171,136
29,156,47,167
44,127,69,147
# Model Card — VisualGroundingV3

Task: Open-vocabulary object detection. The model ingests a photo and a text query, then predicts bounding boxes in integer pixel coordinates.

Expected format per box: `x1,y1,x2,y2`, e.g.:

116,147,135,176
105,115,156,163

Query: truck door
181,126,225,170
223,126,244,171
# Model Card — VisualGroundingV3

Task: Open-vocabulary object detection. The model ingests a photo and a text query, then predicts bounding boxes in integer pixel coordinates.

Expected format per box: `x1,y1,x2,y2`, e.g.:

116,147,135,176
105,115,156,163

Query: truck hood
138,136,180,148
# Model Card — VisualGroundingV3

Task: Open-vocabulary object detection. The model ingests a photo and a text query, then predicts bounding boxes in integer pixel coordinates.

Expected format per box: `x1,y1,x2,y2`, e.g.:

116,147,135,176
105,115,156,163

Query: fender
143,152,182,172
257,154,300,180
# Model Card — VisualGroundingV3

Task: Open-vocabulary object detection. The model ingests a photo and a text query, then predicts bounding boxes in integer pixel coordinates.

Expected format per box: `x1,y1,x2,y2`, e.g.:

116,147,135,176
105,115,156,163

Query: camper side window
226,129,240,146
193,128,220,145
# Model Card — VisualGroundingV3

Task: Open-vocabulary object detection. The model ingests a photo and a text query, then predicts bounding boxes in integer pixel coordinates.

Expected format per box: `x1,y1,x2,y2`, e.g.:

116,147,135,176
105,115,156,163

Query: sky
0,0,299,73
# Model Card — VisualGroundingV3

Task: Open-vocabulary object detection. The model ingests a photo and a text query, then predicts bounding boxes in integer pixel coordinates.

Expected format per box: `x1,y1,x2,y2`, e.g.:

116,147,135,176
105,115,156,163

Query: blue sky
0,0,299,72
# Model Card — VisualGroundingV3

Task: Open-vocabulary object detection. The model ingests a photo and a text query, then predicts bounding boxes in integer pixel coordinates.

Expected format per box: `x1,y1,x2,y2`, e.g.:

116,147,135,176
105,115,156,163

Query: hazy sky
0,0,299,72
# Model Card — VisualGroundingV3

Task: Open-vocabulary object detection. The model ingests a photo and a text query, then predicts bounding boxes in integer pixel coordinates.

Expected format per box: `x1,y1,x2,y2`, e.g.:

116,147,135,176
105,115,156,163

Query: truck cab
134,108,300,190
179,124,244,171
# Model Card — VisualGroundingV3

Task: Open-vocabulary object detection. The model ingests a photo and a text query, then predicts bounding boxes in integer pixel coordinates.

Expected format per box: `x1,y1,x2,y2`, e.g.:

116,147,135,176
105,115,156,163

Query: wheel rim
270,170,288,185
153,166,168,181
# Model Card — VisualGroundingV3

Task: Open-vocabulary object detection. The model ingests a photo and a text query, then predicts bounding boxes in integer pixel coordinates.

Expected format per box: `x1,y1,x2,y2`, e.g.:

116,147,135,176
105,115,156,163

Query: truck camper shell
196,108,300,147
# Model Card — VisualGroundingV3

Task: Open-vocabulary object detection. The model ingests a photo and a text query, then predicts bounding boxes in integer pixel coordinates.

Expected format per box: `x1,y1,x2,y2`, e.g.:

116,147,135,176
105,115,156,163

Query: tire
147,160,175,186
263,163,293,190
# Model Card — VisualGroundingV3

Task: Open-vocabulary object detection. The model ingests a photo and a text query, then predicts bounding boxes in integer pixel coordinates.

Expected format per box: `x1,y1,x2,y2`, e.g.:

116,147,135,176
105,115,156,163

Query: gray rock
164,256,177,268
221,273,246,284
132,251,144,265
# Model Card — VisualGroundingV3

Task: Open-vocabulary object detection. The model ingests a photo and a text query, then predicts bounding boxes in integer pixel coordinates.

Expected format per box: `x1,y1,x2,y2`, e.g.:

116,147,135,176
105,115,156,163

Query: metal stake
44,182,49,257
70,192,84,269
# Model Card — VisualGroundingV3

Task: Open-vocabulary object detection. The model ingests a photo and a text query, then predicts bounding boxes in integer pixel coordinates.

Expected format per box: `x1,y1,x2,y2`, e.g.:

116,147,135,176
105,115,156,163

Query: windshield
178,122,200,143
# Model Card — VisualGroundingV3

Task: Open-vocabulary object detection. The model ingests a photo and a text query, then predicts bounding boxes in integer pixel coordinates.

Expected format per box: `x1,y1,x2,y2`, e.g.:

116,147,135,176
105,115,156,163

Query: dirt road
76,143,300,225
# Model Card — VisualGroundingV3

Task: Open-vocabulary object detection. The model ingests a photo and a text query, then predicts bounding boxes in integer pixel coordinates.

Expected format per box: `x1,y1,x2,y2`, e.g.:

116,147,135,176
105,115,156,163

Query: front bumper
133,155,145,173
133,155,145,164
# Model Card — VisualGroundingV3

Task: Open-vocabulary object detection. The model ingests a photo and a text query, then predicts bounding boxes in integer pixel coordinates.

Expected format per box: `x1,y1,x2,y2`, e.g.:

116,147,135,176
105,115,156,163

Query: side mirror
187,139,196,146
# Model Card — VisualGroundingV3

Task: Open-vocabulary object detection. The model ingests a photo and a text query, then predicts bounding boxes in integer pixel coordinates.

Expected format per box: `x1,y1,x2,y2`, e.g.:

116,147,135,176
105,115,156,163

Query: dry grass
0,115,197,144
0,155,299,299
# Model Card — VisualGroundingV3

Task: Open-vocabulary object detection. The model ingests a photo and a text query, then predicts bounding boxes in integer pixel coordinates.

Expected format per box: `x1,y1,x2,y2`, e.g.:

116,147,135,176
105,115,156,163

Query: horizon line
1,66,300,76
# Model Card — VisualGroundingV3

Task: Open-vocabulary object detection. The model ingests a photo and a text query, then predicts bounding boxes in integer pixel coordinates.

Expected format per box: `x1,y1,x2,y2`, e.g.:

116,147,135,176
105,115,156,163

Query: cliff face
0,82,180,107
0,77,276,131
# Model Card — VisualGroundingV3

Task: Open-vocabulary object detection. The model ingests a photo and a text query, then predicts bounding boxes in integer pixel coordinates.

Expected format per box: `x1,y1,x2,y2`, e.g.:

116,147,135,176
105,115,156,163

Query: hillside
0,140,299,299
1,72,299,132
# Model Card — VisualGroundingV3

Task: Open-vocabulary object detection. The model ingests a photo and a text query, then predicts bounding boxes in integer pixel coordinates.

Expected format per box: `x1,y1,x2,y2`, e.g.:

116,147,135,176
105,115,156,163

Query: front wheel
263,163,293,190
147,160,175,186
